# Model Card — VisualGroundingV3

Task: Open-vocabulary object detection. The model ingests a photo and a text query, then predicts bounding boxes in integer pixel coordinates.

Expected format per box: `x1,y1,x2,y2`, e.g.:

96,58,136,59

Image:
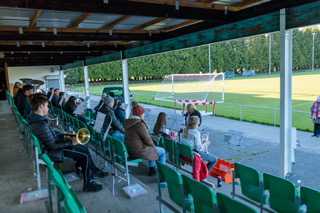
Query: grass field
73,71,320,132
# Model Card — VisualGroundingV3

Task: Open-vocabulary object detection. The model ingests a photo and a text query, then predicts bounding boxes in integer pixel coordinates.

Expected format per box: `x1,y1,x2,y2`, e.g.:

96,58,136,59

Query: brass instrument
63,128,90,145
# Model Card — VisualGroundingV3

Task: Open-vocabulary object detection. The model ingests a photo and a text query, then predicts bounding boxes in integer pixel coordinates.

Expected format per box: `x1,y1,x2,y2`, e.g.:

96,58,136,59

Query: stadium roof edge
60,1,320,70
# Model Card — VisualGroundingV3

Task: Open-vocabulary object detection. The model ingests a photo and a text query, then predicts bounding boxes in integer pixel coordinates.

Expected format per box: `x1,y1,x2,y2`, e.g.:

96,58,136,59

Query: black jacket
184,110,202,126
64,101,77,116
98,105,125,135
16,93,32,118
28,113,73,163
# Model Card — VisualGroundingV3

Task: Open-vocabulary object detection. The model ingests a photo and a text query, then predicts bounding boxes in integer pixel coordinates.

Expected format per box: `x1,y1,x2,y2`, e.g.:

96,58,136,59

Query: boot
149,166,156,176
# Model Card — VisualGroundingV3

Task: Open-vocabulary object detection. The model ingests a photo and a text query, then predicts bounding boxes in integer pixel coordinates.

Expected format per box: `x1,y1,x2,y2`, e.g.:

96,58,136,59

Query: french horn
63,128,90,145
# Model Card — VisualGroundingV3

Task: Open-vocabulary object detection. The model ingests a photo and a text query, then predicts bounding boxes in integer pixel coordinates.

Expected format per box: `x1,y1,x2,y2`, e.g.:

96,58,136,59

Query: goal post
154,73,225,108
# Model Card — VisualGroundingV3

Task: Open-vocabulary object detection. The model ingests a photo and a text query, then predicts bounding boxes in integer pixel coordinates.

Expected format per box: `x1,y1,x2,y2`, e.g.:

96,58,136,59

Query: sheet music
94,112,106,133
166,113,184,132
49,93,53,102
73,102,87,115
58,98,64,106
84,96,90,103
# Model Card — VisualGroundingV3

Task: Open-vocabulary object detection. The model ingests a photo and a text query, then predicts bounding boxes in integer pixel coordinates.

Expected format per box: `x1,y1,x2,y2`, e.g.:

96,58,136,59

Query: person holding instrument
28,94,107,192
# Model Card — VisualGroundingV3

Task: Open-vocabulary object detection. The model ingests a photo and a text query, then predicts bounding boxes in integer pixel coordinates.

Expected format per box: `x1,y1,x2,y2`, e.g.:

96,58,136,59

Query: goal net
154,73,224,104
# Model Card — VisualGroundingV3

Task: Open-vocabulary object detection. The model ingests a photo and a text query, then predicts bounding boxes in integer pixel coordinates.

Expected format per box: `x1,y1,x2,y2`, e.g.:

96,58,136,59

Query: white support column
122,59,130,117
84,66,91,108
279,8,292,178
59,70,65,91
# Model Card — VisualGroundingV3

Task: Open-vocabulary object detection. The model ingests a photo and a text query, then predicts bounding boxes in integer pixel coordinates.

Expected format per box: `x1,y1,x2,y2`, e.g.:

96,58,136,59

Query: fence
68,87,313,132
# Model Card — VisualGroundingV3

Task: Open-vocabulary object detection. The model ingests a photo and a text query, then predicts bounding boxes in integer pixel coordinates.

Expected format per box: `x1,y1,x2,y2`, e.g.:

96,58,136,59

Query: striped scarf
311,101,320,118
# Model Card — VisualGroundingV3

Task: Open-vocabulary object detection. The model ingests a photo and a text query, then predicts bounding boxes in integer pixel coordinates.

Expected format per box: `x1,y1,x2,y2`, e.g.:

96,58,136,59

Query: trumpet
63,128,91,145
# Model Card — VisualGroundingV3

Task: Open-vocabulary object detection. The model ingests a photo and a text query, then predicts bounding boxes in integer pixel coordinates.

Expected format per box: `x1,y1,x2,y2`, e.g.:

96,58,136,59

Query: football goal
154,73,225,106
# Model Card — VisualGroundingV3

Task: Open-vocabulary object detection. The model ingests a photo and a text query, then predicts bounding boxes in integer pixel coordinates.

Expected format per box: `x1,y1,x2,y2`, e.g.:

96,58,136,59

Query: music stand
166,113,185,142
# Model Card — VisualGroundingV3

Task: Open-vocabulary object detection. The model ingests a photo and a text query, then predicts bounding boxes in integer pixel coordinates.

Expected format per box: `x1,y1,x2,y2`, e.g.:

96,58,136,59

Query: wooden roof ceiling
0,0,318,67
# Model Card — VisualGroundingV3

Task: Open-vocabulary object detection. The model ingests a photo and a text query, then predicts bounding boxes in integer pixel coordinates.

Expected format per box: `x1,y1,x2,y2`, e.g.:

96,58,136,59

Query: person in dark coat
114,101,126,123
183,103,202,126
64,96,87,124
16,84,34,118
28,94,106,192
99,95,125,141
124,100,166,176
51,88,60,107
56,92,66,109
47,87,54,101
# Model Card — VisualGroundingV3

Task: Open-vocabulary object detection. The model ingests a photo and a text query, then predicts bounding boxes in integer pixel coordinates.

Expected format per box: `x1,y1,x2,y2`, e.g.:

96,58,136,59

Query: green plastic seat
162,137,178,166
263,173,300,213
65,188,87,213
41,153,55,171
50,170,86,213
300,186,320,213
43,154,86,213
156,162,194,213
182,174,218,213
217,192,258,213
177,142,194,166
110,137,143,186
233,163,267,210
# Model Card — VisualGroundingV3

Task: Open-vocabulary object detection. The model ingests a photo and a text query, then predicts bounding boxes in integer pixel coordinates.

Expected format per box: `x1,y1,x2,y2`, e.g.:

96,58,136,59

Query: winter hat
132,100,146,117
102,93,107,100
104,95,114,105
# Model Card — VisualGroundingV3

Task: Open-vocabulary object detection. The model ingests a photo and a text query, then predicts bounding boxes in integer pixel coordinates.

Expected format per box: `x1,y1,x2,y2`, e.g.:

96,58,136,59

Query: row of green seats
6,90,44,190
156,162,258,213
41,154,86,213
6,91,86,212
233,162,320,213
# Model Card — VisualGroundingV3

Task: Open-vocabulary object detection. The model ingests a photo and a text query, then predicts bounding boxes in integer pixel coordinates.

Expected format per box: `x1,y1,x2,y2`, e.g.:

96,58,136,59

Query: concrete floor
2,90,320,212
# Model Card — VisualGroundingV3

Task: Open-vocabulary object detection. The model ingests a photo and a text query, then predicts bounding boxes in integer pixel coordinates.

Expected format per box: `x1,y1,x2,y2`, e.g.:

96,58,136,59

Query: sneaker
83,180,103,192
312,134,317,137
91,169,109,179
76,167,83,179
149,166,156,176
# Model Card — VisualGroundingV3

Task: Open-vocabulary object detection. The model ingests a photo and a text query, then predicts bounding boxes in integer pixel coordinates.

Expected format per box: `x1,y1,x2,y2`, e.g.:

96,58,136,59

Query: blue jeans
199,151,217,171
112,131,124,142
149,147,166,167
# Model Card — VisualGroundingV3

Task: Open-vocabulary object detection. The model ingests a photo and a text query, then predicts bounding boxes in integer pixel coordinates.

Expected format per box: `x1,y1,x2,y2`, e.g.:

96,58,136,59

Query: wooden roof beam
127,0,240,11
233,0,270,9
0,41,126,46
103,15,132,30
69,13,91,28
133,17,168,30
160,20,203,33
0,45,122,51
0,0,234,21
0,31,162,41
29,9,42,27
0,26,161,34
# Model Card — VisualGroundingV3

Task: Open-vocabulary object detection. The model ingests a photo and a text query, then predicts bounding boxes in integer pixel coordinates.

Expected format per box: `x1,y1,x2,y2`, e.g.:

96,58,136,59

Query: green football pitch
73,71,320,131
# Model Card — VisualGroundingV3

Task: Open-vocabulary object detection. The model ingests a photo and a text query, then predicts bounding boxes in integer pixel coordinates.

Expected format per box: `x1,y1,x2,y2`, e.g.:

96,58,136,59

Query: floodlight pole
269,33,272,75
208,44,212,73
312,32,316,72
